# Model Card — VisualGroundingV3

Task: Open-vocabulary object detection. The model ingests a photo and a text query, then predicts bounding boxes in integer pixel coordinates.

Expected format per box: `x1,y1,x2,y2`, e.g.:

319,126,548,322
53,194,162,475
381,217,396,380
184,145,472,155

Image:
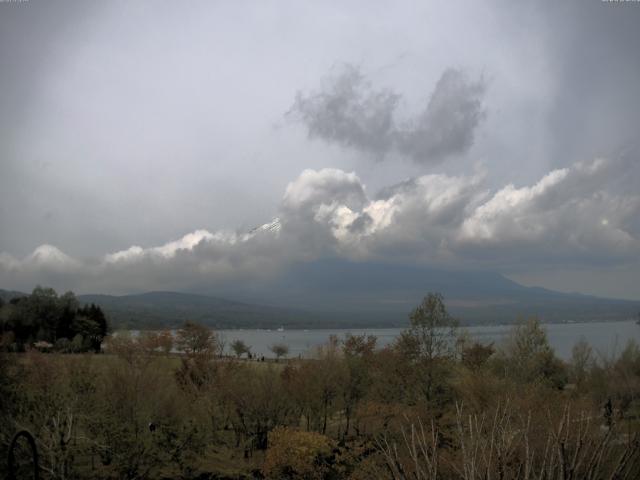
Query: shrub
263,426,334,479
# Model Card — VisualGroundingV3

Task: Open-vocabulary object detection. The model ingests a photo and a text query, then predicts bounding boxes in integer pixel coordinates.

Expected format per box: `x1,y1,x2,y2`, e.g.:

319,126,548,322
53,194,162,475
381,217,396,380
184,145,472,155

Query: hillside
3,262,639,329
76,291,321,329
0,289,27,303
213,259,640,325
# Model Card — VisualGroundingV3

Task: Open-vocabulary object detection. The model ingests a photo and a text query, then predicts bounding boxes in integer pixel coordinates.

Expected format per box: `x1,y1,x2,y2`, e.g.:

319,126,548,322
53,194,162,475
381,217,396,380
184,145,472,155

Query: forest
1,291,640,479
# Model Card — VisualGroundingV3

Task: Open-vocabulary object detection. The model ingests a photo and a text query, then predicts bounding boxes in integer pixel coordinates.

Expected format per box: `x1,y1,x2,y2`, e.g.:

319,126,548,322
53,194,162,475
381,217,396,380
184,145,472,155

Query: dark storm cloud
394,69,486,162
288,64,400,158
289,64,486,164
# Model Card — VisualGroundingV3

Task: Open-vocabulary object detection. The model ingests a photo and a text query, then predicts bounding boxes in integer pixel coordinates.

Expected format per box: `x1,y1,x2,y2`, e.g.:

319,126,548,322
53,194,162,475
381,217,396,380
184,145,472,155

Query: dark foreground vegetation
1,292,640,479
0,287,108,353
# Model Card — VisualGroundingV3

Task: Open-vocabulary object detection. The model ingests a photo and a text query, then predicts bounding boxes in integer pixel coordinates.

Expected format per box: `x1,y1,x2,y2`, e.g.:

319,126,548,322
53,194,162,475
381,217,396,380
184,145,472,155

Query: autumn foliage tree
263,427,335,479
4,292,640,479
175,321,219,356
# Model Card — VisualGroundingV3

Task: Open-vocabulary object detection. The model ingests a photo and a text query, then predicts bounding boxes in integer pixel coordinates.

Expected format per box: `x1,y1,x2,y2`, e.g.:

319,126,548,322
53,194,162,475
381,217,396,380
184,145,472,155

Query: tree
0,351,18,471
175,321,218,356
157,329,173,355
461,342,495,370
284,337,345,435
394,293,458,406
342,334,376,437
222,365,295,450
396,292,458,362
263,427,335,479
270,343,289,361
312,337,345,435
3,288,108,352
231,339,250,358
27,286,60,342
497,317,567,388
89,338,205,479
569,337,593,387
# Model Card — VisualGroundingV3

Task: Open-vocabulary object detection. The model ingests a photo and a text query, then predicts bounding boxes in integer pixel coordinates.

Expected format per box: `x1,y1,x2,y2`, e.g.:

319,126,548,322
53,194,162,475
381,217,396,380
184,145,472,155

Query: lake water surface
217,320,640,360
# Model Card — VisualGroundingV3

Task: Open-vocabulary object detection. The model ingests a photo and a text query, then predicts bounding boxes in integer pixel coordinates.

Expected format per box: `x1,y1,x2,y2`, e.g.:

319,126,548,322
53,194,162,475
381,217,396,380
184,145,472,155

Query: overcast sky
1,0,639,299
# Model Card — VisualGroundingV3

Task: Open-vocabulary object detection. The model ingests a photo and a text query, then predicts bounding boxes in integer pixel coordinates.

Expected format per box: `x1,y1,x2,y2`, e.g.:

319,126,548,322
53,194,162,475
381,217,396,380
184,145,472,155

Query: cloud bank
1,156,638,294
289,64,486,164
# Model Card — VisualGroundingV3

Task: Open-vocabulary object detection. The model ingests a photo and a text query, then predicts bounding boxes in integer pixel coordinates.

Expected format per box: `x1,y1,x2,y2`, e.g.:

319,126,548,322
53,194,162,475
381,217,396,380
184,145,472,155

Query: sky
1,0,639,299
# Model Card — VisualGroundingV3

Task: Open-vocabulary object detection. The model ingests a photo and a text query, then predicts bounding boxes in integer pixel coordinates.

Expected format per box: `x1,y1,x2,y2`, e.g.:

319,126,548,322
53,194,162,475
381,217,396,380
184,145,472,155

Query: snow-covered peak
27,244,80,269
248,217,282,236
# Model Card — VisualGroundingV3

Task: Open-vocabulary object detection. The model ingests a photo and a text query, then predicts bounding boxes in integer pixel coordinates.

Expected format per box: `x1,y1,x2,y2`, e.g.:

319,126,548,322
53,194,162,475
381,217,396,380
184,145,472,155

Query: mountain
3,260,640,328
76,291,321,329
0,289,27,303
211,259,640,325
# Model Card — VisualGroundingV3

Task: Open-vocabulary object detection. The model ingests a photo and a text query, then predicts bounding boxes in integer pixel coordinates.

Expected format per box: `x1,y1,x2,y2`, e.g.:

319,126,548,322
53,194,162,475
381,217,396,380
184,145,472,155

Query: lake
217,320,640,360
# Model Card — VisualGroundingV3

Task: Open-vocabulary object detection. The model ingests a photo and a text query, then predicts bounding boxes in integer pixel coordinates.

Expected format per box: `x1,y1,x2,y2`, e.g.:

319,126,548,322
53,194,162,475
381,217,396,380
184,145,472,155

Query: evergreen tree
2,288,109,352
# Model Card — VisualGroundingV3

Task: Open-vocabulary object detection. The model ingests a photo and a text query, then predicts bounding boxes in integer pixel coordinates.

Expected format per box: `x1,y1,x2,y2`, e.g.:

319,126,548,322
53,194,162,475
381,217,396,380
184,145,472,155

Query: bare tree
377,419,439,480
380,402,640,480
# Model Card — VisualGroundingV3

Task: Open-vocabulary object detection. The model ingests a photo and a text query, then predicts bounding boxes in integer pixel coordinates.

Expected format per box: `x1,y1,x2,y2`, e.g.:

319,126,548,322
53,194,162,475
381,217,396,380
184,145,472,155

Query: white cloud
104,246,145,264
458,168,570,243
1,156,638,293
282,168,367,213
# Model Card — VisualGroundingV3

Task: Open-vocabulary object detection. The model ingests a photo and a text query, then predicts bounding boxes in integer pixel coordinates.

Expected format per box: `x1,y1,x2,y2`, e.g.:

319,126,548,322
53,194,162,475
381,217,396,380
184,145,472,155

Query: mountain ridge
2,261,639,328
